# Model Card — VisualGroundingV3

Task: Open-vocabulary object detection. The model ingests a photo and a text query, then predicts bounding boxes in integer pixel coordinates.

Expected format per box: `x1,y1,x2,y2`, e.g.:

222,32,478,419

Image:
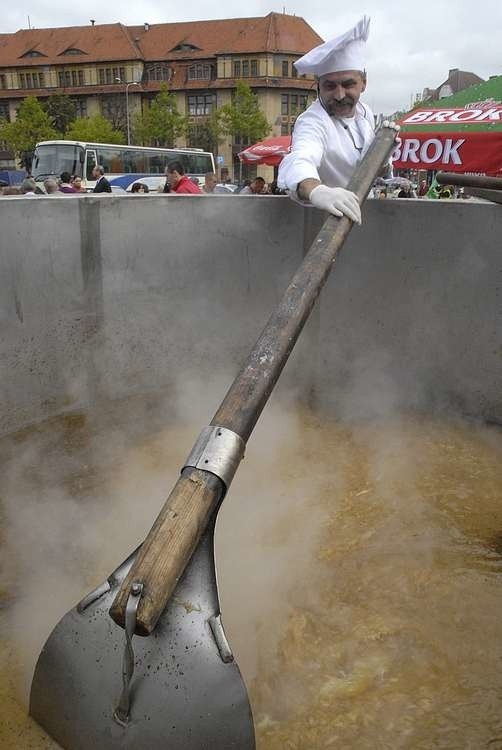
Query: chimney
144,22,150,31
448,68,459,76
90,19,95,26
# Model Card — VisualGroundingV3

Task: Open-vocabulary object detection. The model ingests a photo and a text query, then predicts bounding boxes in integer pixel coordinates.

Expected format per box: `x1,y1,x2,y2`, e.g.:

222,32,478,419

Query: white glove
309,184,361,224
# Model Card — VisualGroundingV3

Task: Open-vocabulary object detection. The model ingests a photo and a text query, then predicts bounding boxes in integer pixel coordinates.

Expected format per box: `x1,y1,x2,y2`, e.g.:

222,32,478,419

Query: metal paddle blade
30,523,255,750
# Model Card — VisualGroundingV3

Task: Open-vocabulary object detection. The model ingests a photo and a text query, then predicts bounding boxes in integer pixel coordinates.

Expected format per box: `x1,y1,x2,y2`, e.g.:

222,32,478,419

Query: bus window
33,143,83,180
97,147,124,174
147,152,163,174
86,150,97,180
120,149,145,173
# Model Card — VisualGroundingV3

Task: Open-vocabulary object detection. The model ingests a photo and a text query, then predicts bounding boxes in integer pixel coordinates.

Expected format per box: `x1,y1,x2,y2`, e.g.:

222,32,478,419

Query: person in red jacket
165,161,202,194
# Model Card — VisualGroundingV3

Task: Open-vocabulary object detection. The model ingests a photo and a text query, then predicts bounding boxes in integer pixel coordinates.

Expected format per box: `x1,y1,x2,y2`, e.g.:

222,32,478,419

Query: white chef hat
294,16,370,78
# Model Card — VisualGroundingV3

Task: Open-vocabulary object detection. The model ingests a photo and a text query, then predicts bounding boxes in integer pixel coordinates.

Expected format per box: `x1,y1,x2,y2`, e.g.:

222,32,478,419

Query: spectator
71,175,86,193
418,179,428,197
20,178,38,196
1,186,21,196
203,173,218,193
59,172,77,193
239,179,252,193
269,180,287,195
44,178,60,195
92,165,112,193
240,176,266,194
165,161,202,194
130,182,149,193
397,184,415,198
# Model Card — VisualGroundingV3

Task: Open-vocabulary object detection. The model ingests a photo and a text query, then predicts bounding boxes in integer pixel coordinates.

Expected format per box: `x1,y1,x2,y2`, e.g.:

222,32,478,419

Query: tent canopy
238,136,292,166
393,75,502,175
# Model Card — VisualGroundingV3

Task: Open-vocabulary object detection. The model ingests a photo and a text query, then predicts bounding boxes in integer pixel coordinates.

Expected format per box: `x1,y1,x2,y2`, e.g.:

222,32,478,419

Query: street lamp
115,78,140,145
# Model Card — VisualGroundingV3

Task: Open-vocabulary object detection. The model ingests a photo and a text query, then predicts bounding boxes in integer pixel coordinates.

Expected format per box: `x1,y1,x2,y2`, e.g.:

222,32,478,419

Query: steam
2,370,502,750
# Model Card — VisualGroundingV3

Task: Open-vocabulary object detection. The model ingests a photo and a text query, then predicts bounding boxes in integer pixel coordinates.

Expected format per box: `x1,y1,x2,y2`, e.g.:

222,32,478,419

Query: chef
278,16,375,225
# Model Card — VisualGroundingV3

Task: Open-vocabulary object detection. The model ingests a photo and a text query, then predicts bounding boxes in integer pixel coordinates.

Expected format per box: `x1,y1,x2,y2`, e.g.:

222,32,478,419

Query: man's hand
309,185,361,224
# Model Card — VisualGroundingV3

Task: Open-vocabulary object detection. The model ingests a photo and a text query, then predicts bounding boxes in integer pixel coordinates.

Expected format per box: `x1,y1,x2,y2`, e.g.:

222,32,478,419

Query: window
234,134,251,146
282,60,289,77
187,93,215,116
18,71,43,89
233,58,259,78
145,65,171,82
292,65,298,79
0,102,10,121
188,64,211,81
101,95,125,121
281,93,309,116
280,93,310,134
73,98,87,118
0,74,6,90
99,67,125,85
21,49,46,58
171,42,200,52
61,48,86,56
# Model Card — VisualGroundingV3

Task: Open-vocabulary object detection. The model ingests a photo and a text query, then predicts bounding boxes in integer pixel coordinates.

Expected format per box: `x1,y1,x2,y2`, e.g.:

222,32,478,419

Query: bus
32,140,216,191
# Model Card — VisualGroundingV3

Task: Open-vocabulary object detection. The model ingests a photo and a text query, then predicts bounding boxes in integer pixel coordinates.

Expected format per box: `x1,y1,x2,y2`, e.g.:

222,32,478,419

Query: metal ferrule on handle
182,426,246,493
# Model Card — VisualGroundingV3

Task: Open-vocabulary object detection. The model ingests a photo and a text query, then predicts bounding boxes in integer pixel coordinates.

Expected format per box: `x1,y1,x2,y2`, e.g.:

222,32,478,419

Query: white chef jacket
278,98,375,192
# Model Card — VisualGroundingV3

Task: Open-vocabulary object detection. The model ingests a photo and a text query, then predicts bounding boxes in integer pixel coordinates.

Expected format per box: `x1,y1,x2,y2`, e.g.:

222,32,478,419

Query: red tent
238,136,292,166
393,103,502,175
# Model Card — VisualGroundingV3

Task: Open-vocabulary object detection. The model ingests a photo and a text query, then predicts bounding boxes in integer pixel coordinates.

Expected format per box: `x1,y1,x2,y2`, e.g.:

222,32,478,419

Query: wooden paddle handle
109,468,223,635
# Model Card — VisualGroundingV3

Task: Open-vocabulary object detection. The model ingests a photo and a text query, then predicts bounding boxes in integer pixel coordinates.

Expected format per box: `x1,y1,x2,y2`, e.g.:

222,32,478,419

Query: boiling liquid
1,402,502,749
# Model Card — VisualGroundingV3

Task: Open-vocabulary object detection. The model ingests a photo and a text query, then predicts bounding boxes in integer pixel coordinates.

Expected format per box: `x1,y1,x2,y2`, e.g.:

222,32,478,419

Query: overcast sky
3,1,501,115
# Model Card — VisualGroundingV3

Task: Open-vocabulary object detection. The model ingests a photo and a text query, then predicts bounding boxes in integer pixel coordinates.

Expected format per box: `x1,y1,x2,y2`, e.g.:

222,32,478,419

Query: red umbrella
238,136,292,166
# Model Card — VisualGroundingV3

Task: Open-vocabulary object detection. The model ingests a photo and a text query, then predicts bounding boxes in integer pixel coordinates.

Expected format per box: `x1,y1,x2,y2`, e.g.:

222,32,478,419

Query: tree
133,85,188,147
0,95,57,170
187,111,222,153
215,81,270,145
65,114,125,144
43,94,77,135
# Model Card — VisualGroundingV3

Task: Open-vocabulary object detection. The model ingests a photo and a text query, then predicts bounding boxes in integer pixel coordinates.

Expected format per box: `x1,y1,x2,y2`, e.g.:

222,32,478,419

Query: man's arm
297,178,321,201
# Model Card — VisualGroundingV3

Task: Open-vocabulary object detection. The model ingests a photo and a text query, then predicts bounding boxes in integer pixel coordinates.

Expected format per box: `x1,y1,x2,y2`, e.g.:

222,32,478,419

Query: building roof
421,74,502,110
425,68,485,100
0,23,141,67
0,14,322,68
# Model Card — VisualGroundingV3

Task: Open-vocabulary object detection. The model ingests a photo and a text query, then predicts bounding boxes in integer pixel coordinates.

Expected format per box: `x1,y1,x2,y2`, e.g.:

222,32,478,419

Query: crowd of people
0,162,288,198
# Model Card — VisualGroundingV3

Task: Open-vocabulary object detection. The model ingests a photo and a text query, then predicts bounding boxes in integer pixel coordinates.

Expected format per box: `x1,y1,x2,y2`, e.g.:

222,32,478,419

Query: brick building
0,13,322,178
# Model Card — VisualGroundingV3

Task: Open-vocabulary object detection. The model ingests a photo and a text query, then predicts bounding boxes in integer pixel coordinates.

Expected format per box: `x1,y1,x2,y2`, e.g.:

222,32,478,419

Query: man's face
92,167,99,179
205,175,217,192
167,170,181,188
251,179,265,194
318,70,366,117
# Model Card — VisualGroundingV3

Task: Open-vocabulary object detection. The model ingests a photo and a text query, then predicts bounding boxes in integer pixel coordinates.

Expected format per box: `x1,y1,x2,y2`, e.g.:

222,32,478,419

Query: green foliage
65,114,125,144
215,81,270,143
133,85,188,147
0,96,57,163
43,94,77,134
187,111,222,152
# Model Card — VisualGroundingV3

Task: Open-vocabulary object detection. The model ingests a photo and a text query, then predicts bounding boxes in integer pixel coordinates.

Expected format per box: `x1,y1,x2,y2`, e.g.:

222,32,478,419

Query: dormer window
20,49,46,58
171,41,201,53
60,47,87,56
188,63,211,81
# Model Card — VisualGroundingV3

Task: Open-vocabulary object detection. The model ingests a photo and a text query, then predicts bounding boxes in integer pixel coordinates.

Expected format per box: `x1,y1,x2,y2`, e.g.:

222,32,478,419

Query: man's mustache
331,97,355,107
